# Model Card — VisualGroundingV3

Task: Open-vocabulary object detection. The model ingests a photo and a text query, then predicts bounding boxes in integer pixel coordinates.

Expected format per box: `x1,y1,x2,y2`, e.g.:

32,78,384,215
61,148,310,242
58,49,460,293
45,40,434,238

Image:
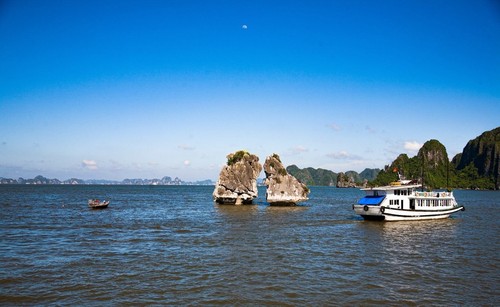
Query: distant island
0,175,215,186
286,165,380,188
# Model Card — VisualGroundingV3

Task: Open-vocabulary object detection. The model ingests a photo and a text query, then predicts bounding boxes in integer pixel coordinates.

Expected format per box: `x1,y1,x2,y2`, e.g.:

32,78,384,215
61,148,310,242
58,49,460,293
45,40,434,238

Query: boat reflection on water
265,205,309,214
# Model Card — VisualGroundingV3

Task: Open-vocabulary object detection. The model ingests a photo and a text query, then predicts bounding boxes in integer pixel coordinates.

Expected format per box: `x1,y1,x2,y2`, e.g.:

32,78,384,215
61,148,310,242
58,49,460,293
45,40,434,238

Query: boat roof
361,183,422,191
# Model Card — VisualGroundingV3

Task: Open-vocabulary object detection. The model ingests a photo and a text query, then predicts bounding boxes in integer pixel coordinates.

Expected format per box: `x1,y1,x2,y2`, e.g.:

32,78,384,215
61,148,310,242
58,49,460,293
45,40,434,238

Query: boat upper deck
361,183,422,192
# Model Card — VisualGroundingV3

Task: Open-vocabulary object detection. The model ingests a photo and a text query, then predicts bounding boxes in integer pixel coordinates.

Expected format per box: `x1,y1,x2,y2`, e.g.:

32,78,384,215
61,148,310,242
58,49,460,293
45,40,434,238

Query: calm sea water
0,185,498,305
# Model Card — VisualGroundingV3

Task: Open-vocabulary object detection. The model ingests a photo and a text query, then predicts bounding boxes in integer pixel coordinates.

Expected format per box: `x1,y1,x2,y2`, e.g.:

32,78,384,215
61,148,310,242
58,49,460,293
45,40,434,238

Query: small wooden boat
88,199,110,209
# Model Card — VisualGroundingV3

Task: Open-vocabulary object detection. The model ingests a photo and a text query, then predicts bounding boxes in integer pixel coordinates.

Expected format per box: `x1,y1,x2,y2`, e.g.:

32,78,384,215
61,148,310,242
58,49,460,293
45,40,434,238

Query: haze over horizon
1,0,499,181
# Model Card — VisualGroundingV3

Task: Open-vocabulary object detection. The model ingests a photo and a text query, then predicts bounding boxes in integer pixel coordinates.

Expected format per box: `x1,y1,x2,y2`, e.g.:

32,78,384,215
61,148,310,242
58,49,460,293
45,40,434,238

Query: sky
0,0,499,181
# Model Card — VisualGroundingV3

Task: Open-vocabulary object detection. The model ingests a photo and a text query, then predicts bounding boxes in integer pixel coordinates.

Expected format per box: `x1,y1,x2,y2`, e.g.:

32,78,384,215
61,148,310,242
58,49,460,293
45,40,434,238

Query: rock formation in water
213,150,262,205
336,172,356,188
263,153,309,205
452,127,500,189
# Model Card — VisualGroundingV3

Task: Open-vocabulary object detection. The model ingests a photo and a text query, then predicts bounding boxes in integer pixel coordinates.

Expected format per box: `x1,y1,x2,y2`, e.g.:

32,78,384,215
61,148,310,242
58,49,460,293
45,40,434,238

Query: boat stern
353,204,385,220
353,194,386,220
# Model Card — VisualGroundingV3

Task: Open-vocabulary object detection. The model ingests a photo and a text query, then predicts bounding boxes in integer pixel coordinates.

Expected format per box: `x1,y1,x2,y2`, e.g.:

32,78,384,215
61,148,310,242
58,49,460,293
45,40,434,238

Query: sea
0,185,498,306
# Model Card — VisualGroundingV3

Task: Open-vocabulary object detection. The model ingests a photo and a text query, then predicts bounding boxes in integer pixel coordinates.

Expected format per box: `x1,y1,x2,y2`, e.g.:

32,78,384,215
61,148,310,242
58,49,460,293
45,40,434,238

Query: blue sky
1,0,499,181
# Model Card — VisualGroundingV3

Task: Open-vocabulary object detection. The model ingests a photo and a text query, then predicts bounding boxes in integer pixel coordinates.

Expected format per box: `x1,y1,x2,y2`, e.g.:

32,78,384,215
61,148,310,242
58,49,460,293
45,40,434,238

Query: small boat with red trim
88,199,110,209
353,179,464,221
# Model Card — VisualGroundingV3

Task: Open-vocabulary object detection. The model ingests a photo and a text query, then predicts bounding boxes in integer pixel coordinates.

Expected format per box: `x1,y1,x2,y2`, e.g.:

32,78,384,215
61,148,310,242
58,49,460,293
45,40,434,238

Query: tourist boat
353,179,465,221
88,199,110,209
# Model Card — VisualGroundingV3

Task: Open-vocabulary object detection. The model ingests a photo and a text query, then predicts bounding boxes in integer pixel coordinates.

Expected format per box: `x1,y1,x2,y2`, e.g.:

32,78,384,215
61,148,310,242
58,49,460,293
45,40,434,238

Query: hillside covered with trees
372,127,499,190
286,165,380,187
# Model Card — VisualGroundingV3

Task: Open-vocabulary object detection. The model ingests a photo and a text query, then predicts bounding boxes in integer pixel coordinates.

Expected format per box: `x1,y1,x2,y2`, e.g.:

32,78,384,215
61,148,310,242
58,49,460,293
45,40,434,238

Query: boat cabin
360,183,456,211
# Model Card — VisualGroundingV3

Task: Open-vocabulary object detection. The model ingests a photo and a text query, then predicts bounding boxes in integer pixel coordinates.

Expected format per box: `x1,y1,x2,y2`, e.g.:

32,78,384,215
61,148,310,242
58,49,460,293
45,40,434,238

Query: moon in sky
242,24,248,30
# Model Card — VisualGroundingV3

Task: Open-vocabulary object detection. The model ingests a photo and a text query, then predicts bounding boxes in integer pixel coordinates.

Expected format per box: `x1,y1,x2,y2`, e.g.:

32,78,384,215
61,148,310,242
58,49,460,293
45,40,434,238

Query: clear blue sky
1,0,499,181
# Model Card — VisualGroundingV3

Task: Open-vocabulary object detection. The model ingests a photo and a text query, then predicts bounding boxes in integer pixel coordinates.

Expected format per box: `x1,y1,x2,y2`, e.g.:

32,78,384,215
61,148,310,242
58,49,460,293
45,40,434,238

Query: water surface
0,186,498,305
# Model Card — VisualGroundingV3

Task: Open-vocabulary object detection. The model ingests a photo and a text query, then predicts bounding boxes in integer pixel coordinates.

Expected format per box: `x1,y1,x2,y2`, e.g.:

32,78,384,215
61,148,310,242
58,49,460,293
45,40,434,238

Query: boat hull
353,204,385,220
353,204,464,221
89,204,109,209
382,206,464,221
88,200,110,209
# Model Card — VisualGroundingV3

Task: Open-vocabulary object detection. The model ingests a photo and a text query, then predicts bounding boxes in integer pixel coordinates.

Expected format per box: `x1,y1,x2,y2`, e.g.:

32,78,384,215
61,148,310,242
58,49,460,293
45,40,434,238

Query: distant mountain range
0,175,215,186
286,165,380,187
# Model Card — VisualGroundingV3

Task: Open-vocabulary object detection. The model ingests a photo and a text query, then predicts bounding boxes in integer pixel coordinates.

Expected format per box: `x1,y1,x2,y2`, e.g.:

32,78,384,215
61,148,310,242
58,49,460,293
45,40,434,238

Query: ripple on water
0,186,497,305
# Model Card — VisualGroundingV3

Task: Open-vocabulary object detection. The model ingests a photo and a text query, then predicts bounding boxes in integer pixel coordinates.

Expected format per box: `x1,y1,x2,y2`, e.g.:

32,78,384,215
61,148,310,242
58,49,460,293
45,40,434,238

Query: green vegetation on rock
372,127,500,190
227,150,249,166
286,165,379,186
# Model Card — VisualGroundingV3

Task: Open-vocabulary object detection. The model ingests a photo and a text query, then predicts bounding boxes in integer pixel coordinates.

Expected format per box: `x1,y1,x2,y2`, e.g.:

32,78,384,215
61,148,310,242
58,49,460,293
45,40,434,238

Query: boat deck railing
414,191,453,198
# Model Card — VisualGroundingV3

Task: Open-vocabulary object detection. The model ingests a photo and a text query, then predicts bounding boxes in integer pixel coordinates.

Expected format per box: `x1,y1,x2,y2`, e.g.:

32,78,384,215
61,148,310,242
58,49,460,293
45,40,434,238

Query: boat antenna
446,157,450,192
421,155,424,192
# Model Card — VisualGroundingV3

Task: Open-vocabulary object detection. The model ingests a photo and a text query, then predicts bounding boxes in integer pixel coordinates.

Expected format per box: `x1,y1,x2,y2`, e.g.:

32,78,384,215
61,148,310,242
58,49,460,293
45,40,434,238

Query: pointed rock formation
213,150,262,205
263,154,310,205
336,172,356,188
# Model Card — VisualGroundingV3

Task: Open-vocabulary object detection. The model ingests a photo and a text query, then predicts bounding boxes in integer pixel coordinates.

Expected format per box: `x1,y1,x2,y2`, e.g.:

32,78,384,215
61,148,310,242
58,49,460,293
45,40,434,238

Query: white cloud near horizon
293,145,308,153
326,150,363,160
287,145,309,155
328,123,341,131
404,141,423,154
365,125,376,133
82,160,98,170
178,144,195,150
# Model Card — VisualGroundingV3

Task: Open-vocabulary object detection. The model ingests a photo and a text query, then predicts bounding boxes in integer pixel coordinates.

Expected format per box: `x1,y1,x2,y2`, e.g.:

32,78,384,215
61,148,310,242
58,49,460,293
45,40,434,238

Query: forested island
287,127,499,190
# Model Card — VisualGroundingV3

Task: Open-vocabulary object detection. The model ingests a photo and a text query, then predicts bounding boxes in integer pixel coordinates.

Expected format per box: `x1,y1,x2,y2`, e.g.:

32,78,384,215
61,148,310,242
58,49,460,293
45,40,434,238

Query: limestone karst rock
263,154,309,205
213,150,262,205
336,172,356,188
453,127,500,189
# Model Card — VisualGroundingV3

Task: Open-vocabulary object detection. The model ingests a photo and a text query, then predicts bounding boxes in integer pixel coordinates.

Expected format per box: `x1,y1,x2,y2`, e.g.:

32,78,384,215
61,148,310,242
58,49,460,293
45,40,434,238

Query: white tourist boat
353,179,465,221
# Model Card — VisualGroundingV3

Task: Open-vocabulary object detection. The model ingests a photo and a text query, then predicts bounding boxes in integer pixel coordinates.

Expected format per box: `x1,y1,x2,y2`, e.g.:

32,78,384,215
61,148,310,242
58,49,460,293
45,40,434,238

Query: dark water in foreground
0,185,498,305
